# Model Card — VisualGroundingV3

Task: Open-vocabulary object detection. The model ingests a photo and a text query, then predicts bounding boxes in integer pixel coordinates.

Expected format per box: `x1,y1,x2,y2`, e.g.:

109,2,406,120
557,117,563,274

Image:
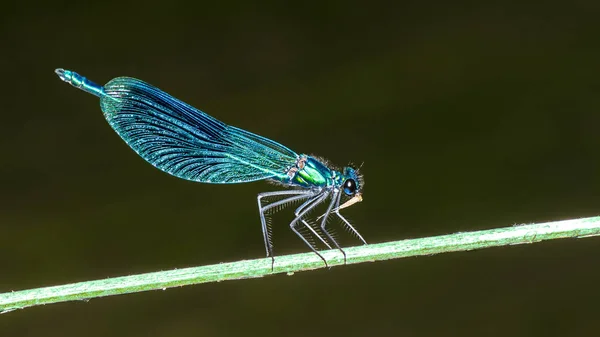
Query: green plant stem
2,216,600,313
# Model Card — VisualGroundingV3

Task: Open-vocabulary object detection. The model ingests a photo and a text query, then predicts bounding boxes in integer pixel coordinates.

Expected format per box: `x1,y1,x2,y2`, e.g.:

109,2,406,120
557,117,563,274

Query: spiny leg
260,192,318,250
319,190,347,264
258,190,315,255
289,191,330,266
333,192,368,245
294,195,333,250
257,190,315,269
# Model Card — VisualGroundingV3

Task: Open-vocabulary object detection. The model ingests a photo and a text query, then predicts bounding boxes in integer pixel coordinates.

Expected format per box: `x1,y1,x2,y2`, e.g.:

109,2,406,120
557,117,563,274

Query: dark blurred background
2,1,600,336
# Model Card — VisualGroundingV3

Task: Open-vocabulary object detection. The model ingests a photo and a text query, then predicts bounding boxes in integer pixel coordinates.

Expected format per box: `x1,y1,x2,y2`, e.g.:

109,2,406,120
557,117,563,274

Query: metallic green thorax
278,155,345,189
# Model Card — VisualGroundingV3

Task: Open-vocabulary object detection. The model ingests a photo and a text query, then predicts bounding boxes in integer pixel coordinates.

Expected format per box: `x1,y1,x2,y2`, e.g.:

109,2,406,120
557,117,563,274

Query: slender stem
2,216,600,313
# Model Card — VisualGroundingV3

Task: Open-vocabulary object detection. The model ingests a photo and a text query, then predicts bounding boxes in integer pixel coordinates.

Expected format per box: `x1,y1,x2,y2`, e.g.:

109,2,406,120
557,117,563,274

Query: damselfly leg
333,193,367,245
258,190,314,268
290,191,330,266
318,190,348,264
293,197,333,250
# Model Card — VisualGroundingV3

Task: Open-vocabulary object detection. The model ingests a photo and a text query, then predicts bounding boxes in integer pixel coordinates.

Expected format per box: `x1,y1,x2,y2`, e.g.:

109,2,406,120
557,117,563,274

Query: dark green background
2,1,600,336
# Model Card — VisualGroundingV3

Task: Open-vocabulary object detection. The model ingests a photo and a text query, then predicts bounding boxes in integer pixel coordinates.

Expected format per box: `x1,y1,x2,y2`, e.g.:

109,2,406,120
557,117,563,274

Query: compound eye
343,179,357,196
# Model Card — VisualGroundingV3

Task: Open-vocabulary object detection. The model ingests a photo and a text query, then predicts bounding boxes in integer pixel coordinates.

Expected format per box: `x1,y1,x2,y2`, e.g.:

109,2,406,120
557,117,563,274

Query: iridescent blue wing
99,77,297,183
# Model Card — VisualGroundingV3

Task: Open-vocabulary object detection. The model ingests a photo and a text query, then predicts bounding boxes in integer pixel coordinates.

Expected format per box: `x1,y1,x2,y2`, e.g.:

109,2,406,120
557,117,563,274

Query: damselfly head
338,166,363,209
341,166,363,196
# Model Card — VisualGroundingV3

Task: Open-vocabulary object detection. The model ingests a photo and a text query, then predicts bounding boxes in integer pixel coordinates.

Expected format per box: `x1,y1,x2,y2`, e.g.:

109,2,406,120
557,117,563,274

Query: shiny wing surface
99,77,298,183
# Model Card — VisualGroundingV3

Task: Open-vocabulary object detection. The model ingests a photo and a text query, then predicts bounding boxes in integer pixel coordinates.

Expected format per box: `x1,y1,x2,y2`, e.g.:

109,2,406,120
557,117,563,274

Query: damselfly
55,68,366,267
